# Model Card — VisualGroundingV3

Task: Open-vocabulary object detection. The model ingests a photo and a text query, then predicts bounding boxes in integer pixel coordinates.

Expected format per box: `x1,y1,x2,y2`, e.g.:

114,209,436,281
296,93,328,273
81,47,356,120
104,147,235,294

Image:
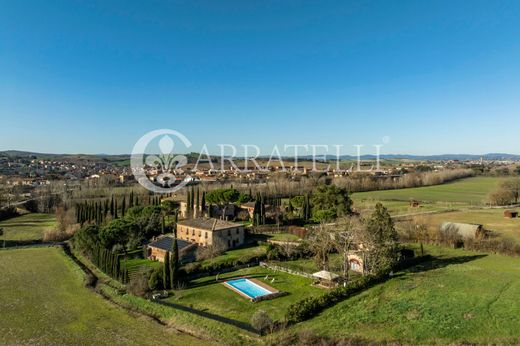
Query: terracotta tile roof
177,217,243,231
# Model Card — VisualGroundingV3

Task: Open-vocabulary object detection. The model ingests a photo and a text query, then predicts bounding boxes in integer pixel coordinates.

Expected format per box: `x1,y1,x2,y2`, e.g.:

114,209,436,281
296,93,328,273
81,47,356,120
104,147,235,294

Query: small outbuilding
312,270,340,288
147,236,193,262
504,210,518,219
410,200,420,208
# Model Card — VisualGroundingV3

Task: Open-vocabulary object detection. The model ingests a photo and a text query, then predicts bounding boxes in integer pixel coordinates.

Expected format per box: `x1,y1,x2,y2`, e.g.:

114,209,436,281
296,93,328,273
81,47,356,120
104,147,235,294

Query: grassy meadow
353,177,504,207
296,244,520,344
0,213,56,243
0,247,206,346
422,208,520,243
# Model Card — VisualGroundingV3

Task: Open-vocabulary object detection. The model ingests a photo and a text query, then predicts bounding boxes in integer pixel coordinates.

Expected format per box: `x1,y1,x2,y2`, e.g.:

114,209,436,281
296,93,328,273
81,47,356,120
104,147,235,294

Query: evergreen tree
121,196,126,217
114,199,118,219
201,191,206,216
110,196,114,217
186,192,191,216
163,252,170,289
195,188,200,216
170,222,179,289
161,215,165,234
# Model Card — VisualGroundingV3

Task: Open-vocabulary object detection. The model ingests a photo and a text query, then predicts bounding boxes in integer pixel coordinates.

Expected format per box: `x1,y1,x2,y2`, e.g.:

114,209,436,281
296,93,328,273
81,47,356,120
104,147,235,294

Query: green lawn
0,247,205,346
0,213,56,242
267,233,302,242
353,177,504,206
198,244,266,267
164,266,323,323
297,244,520,344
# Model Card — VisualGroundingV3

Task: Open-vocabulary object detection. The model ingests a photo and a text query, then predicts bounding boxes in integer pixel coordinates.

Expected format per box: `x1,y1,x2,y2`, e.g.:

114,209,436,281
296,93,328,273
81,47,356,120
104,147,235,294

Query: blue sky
1,0,520,155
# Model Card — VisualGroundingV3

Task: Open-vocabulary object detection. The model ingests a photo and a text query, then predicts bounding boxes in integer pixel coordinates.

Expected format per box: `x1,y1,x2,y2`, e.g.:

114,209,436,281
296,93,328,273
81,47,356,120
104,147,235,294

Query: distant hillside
1,150,520,162
0,150,129,163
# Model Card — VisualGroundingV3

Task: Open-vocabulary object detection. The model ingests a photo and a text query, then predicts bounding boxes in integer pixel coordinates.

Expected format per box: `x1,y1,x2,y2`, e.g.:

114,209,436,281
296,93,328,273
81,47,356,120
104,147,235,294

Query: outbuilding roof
148,236,191,252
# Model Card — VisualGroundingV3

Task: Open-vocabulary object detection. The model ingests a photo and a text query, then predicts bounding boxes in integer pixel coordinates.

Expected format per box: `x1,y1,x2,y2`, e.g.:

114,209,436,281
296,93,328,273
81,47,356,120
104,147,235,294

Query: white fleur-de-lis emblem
131,129,192,193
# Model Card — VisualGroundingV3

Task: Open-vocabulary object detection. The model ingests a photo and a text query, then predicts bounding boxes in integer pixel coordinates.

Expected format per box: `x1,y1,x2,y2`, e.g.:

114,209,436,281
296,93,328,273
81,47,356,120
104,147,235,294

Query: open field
0,213,56,242
353,177,504,206
422,208,520,243
297,244,520,344
164,266,323,324
0,247,205,346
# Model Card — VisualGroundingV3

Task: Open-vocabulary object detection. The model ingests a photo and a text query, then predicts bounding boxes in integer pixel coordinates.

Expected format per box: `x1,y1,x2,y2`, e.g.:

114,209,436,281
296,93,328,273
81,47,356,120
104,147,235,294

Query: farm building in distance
177,217,245,249
440,222,488,240
410,200,420,208
147,236,194,262
504,210,518,218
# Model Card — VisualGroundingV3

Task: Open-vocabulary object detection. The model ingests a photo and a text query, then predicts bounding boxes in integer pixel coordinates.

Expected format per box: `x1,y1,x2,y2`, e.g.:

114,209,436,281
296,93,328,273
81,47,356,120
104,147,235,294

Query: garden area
162,266,323,324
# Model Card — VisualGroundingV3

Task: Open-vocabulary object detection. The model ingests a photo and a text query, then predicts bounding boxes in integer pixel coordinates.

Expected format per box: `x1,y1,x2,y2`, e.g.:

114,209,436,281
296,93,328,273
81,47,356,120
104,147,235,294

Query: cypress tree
110,196,114,217
161,215,165,234
201,191,206,215
135,195,139,206
129,191,134,208
196,188,200,209
104,199,109,218
186,192,191,216
121,196,126,217
170,223,179,289
114,199,118,219
163,252,170,289
191,187,195,212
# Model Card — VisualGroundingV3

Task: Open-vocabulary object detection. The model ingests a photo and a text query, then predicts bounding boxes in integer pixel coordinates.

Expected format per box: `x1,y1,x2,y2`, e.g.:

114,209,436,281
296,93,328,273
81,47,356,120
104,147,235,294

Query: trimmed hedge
285,275,385,323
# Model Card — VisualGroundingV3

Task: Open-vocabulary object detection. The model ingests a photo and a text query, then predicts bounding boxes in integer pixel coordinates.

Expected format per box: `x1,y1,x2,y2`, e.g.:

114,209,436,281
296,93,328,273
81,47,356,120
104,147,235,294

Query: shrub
285,275,382,323
250,310,273,334
148,267,163,290
127,272,151,298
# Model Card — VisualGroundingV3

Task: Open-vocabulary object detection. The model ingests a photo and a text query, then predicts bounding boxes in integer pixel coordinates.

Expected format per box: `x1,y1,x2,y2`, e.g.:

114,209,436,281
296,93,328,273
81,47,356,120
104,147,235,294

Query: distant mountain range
1,150,520,162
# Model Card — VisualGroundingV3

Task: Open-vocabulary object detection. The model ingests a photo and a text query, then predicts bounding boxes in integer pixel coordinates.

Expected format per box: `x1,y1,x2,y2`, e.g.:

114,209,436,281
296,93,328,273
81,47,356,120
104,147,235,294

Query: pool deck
223,277,280,302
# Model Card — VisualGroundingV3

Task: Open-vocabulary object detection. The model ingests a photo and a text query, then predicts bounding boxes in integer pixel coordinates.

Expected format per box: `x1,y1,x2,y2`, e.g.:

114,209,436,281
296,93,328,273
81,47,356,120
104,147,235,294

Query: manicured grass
297,244,520,344
267,233,302,242
0,247,205,345
164,266,323,324
198,244,266,267
422,208,520,243
353,177,504,206
0,213,56,242
124,257,161,271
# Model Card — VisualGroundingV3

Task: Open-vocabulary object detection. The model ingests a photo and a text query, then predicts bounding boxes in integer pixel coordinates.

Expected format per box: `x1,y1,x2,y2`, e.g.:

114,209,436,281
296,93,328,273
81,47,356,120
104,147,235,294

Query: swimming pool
224,278,274,300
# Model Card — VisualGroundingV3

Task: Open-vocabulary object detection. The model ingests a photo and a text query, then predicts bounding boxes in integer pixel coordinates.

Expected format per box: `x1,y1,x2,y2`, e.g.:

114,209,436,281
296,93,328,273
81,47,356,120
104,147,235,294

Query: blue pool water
226,278,271,299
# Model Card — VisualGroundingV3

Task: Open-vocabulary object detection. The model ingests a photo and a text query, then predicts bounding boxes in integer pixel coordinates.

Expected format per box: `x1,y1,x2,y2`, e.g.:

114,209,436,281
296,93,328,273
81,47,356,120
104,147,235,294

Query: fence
259,261,314,279
250,225,308,238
